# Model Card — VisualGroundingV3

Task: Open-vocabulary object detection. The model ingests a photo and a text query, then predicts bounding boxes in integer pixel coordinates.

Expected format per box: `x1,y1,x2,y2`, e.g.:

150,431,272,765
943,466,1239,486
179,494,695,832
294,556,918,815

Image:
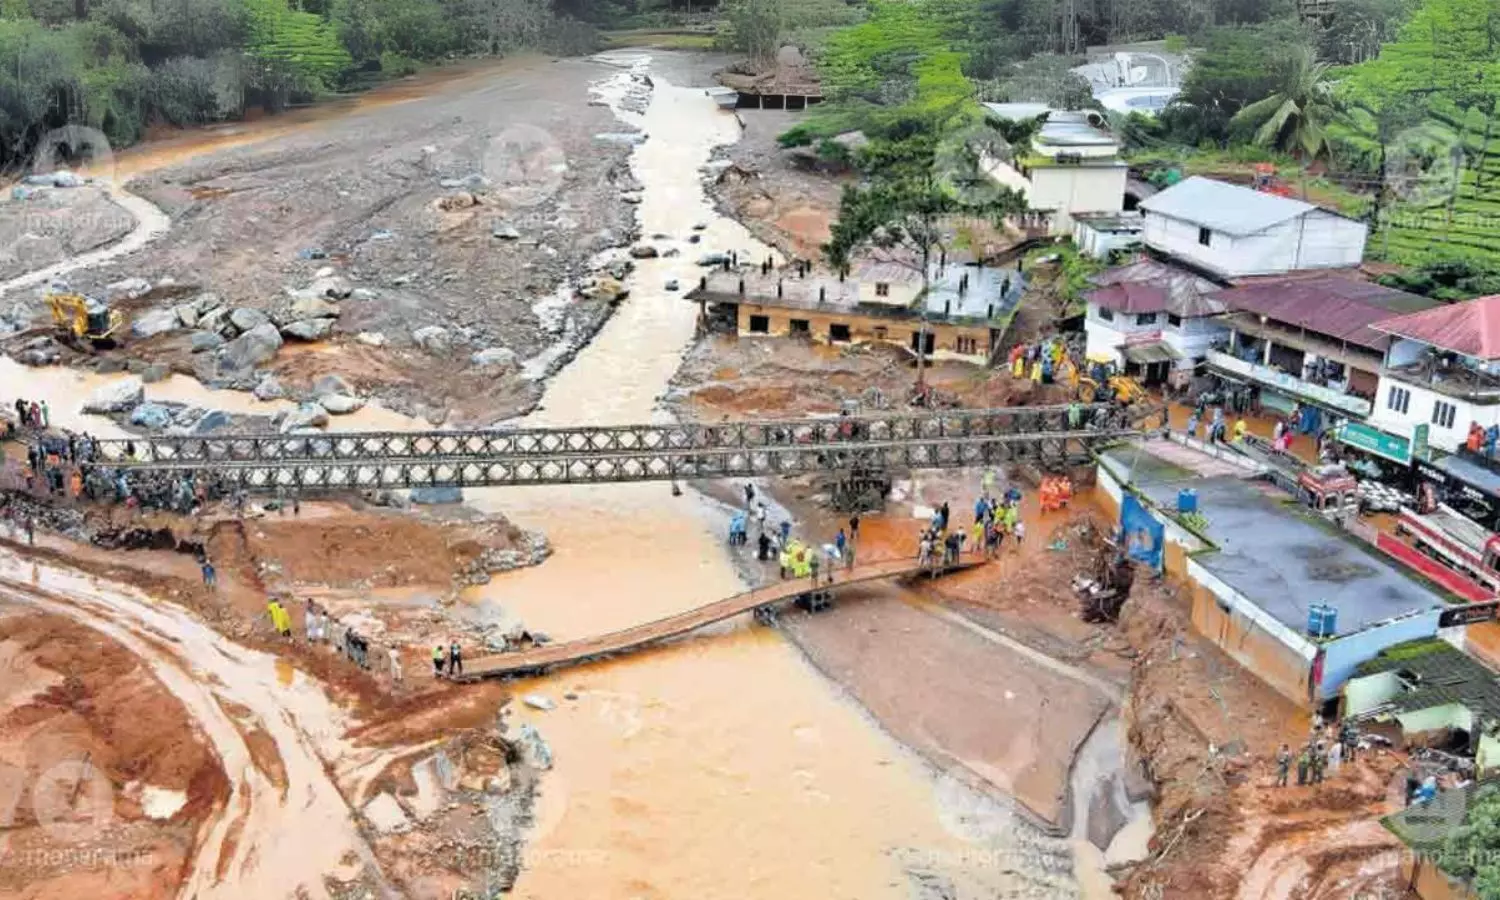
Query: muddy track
0,183,170,299
0,552,391,899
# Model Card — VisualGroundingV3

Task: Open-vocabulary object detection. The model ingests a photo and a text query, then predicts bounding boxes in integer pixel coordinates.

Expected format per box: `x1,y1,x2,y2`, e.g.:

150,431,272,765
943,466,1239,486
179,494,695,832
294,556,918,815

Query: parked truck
1397,503,1500,594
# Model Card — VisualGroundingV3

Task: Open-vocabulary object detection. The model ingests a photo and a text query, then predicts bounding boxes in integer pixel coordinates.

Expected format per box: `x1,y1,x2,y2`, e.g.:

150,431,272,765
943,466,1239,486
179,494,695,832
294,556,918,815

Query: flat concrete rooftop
1104,447,1447,638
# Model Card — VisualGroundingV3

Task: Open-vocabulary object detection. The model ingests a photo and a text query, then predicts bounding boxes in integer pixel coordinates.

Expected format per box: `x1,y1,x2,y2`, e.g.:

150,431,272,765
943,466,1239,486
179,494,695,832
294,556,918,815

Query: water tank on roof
1307,604,1337,638
1177,489,1198,514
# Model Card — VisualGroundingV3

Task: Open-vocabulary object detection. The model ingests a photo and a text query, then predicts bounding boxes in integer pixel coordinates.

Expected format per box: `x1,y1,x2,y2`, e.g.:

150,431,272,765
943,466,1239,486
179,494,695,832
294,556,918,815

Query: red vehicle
1298,466,1358,514
1398,504,1500,595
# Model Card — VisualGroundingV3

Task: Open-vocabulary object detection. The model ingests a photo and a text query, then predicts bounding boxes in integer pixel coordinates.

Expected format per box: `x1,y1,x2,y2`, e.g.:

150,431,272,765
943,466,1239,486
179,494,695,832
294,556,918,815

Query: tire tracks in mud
0,553,393,899
0,183,170,299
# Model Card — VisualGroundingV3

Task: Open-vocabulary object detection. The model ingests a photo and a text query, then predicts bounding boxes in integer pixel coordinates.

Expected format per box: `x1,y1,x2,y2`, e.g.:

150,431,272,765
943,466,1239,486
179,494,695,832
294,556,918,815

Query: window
956,336,978,355
1167,313,1183,328
874,282,890,297
789,319,810,335
1197,227,1212,247
1432,399,1458,430
1098,307,1115,322
748,314,769,334
1387,385,1411,415
873,326,888,340
1136,313,1158,326
829,323,851,343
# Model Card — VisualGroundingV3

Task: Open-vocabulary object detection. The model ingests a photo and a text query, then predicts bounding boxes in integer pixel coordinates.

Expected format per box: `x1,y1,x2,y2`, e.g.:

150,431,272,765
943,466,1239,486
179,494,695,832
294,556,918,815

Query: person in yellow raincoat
1030,360,1043,384
1012,352,1025,378
1233,418,1248,442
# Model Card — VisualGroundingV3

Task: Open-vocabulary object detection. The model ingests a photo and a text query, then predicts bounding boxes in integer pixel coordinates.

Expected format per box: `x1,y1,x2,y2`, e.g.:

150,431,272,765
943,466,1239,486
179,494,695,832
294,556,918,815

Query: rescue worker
1233,418,1248,442
1296,748,1310,786
1276,744,1292,787
1310,742,1326,784
433,645,446,677
449,641,463,676
809,547,821,586
388,646,403,684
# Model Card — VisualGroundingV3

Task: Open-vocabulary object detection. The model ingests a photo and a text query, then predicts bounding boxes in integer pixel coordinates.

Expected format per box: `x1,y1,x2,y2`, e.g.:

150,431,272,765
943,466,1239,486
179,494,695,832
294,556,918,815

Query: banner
1121,494,1165,571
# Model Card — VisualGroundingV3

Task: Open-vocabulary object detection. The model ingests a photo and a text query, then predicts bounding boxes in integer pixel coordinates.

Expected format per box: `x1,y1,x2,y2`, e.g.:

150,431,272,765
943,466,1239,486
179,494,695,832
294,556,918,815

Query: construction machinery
1077,373,1147,405
47,289,122,348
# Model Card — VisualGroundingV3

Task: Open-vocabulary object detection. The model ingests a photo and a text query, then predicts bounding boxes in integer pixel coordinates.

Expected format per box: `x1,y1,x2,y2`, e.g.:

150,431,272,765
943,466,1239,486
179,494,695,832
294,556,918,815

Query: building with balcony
1203,274,1439,425
685,258,1026,364
979,103,1128,235
1082,259,1227,386
1368,294,1500,455
1138,177,1369,278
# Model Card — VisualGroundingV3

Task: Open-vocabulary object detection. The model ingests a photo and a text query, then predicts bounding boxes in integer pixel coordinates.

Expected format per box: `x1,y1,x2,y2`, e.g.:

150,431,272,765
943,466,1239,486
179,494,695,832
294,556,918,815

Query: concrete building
980,103,1128,235
1367,295,1500,455
1139,177,1369,278
1344,640,1500,773
685,259,1026,364
1082,259,1227,386
1204,273,1439,423
1096,442,1448,708
1072,211,1143,260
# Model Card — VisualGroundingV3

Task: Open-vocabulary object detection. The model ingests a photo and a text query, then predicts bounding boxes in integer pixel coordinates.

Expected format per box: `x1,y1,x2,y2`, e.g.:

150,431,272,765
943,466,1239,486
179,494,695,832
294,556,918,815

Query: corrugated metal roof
1087,258,1225,318
1209,275,1438,351
1372,295,1500,361
1357,642,1500,723
1138,176,1315,235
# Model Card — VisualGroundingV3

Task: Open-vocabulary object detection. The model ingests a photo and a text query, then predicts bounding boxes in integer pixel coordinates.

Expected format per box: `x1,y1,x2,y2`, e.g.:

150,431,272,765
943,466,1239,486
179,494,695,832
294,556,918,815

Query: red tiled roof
1087,282,1169,314
1371,295,1500,361
1208,274,1438,352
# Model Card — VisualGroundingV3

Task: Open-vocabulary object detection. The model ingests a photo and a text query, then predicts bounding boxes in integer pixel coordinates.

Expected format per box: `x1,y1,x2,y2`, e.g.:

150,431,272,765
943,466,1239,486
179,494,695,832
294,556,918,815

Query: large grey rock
190,331,224,353
281,318,335,342
197,307,230,336
82,378,144,414
219,323,283,371
412,326,450,353
274,294,341,326
321,394,365,415
356,331,387,347
131,307,181,339
229,308,270,333
629,244,659,259
515,723,553,770
409,486,463,505
192,410,230,434
141,363,170,384
129,402,173,430
174,303,200,328
279,402,329,432
253,375,285,401
351,288,378,302
313,374,355,398
306,276,352,300
491,222,521,240
471,347,517,369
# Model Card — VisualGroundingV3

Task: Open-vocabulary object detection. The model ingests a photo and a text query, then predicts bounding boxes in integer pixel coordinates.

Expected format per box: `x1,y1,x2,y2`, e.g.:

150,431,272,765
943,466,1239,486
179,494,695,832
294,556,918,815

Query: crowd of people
1275,718,1362,787
259,596,423,684
917,484,1026,568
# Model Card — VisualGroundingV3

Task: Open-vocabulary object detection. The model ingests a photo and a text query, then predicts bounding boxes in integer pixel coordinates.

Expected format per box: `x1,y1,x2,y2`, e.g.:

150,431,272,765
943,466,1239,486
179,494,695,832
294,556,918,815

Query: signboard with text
1336,421,1412,466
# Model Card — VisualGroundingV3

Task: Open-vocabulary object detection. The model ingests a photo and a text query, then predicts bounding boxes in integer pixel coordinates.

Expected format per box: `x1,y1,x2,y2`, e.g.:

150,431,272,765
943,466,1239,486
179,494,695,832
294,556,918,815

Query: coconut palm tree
1230,46,1342,158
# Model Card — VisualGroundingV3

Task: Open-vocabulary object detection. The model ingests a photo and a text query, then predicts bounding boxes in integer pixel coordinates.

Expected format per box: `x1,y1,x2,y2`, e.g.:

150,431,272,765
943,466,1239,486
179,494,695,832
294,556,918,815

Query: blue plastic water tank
1307,604,1337,638
1177,489,1198,514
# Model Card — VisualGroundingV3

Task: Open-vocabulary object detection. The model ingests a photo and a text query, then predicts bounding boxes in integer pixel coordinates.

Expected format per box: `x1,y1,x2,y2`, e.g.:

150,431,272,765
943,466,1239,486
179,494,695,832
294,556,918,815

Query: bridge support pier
795,590,833,613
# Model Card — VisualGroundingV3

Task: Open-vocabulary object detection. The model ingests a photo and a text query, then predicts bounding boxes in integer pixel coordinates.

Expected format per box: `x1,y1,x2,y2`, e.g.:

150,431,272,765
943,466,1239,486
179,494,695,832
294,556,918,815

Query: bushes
147,54,244,124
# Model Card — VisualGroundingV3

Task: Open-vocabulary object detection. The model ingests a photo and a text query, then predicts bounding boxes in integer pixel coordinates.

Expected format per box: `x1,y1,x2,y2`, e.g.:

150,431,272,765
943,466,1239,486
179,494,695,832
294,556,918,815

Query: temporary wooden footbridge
93,403,1135,490
451,553,985,681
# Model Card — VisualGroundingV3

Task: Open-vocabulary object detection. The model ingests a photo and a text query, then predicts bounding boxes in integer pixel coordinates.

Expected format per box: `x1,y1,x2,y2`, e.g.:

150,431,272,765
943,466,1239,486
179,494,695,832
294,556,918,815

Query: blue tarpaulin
1121,494,1165,570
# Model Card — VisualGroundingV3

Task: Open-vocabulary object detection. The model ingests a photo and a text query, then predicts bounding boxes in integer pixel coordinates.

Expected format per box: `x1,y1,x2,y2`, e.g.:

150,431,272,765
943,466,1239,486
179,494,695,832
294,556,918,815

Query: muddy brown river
3,49,1148,898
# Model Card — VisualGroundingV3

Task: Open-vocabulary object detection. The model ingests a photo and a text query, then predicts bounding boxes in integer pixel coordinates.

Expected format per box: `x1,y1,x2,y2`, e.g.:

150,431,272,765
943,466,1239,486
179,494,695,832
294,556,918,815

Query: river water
0,50,1144,898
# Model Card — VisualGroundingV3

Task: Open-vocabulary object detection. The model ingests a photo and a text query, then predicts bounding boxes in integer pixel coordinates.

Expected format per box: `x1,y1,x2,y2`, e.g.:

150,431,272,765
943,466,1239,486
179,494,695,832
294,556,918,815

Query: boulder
412,326,450,353
693,222,708,231
174,303,200,328
83,378,144,414
664,279,679,292
471,347,517,369
192,411,230,434
253,375,285,401
189,331,224,353
306,276,353,300
106,277,151,301
197,307,230,336
580,277,627,303
128,402,173,430
274,294,341,326
313,374,355,398
351,288,378,301
629,244,659,259
491,222,521,241
281,318,335,342
18,348,58,367
318,393,362,420
321,394,365,415
523,694,555,711
141,363,171,384
410,486,463,505
228,308,270,333
436,192,480,211
279,403,329,433
355,331,387,348
697,252,729,266
515,723,553,771
219,323,283,371
131,307,181,339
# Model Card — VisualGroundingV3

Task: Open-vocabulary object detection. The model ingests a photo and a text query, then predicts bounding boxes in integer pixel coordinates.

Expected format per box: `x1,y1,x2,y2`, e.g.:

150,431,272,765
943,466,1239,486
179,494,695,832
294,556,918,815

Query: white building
1367,295,1500,454
1138,177,1368,278
1072,211,1143,259
980,103,1128,235
1083,259,1227,386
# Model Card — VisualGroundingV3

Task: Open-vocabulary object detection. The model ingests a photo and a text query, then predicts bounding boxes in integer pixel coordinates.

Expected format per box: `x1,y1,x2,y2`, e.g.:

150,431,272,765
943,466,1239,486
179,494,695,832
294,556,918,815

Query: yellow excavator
1077,372,1147,405
47,289,122,348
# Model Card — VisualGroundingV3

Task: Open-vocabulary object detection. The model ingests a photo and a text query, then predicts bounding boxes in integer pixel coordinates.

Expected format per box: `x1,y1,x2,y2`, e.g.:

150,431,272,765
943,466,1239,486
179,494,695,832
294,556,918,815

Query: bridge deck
453,553,985,681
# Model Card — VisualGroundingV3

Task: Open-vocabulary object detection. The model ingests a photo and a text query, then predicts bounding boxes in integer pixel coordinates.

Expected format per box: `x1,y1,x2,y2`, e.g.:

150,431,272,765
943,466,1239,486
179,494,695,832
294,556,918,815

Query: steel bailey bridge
94,403,1136,490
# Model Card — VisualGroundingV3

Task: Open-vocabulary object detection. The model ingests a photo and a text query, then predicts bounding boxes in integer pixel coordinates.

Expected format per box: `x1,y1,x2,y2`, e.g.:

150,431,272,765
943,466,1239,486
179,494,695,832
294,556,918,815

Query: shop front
1334,421,1418,486
1415,453,1500,532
